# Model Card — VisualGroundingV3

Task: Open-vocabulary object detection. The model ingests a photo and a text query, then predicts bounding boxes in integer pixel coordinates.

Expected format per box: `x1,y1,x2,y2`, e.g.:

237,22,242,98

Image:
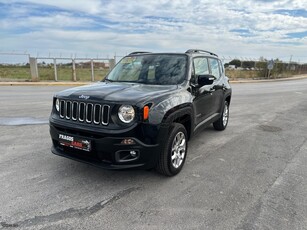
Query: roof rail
185,49,218,57
128,51,152,55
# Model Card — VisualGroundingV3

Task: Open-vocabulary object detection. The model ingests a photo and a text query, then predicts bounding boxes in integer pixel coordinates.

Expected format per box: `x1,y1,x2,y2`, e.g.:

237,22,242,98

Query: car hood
55,82,179,104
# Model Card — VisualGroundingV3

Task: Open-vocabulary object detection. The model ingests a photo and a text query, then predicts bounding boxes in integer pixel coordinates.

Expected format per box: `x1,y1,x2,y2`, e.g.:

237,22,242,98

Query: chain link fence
221,57,307,80
0,53,115,82
1,53,306,81
34,58,113,81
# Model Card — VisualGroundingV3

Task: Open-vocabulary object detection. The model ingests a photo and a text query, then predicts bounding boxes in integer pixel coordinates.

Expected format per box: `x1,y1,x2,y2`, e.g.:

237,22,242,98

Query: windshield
105,54,187,85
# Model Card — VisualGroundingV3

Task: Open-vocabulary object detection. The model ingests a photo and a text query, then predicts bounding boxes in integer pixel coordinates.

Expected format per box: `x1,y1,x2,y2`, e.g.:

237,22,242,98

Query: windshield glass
105,54,187,85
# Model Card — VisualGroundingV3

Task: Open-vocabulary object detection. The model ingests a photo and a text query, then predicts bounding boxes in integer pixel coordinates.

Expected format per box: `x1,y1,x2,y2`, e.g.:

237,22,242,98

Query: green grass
37,66,110,81
0,66,31,80
0,65,303,82
225,69,258,79
225,69,300,80
0,65,110,81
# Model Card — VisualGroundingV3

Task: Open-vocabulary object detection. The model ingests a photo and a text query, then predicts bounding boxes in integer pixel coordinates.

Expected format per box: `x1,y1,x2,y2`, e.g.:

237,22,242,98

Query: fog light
130,151,137,157
121,138,135,145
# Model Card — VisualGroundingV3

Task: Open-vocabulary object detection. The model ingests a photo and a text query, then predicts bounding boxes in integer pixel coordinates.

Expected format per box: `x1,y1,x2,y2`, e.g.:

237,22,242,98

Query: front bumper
49,122,162,170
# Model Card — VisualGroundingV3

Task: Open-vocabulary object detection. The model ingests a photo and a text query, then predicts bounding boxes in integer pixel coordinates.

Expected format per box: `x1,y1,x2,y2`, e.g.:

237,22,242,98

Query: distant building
226,65,236,70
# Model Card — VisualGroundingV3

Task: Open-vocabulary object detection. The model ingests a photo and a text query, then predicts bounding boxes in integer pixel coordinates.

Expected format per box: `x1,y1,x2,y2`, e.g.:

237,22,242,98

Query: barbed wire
0,51,307,64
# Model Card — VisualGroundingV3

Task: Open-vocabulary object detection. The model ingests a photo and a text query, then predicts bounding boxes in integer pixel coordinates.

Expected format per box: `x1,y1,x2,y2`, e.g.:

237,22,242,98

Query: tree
228,59,241,68
242,61,255,69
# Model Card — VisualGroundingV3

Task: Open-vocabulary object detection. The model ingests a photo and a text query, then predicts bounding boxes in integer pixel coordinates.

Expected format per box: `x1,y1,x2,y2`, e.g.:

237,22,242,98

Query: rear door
208,58,224,114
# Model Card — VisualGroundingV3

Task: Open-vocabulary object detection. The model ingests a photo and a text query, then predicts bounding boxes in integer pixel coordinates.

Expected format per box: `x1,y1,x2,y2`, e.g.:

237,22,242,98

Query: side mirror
197,74,215,86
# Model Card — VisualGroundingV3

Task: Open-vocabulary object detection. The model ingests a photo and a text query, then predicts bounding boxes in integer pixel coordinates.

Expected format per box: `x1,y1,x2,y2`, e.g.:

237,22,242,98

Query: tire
213,101,229,131
156,123,188,176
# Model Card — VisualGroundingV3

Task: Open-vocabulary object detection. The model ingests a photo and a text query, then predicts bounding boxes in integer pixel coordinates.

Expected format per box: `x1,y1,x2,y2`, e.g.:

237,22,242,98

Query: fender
224,89,232,104
217,89,232,115
155,105,195,142
161,104,194,127
146,89,193,125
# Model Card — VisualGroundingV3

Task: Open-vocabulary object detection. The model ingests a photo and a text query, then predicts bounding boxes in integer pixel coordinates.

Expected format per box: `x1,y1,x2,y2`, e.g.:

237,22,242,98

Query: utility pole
288,55,293,70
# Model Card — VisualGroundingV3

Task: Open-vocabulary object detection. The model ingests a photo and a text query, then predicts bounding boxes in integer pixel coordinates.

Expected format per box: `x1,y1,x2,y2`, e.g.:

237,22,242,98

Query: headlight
55,98,60,112
118,105,135,123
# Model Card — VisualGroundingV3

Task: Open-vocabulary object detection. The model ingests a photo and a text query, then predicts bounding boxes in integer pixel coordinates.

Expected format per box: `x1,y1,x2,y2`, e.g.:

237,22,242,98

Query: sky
0,0,307,63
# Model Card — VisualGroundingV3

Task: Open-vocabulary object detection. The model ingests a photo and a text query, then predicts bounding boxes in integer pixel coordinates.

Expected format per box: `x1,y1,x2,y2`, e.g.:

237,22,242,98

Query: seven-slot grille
59,100,110,125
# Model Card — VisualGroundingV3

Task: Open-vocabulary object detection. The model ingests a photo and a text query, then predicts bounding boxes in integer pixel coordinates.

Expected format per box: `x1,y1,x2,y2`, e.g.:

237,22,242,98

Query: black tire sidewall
223,101,229,128
166,123,188,175
213,100,229,130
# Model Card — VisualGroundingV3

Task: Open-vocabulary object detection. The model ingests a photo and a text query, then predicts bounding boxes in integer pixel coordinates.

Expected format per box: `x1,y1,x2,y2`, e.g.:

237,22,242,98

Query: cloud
0,0,307,62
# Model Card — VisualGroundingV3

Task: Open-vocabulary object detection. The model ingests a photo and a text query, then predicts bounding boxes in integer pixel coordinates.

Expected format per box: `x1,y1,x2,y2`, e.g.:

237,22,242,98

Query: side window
209,58,221,80
218,60,224,75
193,57,209,75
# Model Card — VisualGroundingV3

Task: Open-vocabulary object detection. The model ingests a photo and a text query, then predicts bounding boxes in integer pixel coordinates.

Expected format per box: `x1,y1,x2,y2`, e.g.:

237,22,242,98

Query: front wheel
156,123,188,176
213,101,229,131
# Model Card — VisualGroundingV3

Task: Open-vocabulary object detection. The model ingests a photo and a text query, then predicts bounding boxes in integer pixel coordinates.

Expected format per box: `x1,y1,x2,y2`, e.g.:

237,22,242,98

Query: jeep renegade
49,49,232,176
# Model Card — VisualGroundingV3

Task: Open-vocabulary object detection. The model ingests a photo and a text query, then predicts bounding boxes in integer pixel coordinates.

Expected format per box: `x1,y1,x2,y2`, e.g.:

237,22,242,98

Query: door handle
212,85,226,91
210,87,216,92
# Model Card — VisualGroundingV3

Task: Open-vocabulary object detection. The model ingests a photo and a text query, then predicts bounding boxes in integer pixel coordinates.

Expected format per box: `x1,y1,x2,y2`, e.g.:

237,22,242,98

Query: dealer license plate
58,134,91,152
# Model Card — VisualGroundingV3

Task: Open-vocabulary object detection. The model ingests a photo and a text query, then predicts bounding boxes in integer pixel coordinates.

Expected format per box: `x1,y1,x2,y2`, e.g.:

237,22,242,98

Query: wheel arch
225,94,231,105
161,105,194,140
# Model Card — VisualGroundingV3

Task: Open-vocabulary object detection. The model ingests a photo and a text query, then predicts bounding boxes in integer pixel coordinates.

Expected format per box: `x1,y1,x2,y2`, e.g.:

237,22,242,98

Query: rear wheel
213,101,229,131
156,123,188,176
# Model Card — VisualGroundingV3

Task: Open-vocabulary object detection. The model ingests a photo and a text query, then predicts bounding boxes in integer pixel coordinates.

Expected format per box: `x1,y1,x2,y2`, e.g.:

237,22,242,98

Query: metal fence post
53,58,58,81
72,59,77,81
91,59,94,81
29,57,39,81
109,58,115,70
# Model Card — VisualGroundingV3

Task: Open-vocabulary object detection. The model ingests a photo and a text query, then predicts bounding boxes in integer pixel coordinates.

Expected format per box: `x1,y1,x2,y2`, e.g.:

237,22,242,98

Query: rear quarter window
209,58,221,80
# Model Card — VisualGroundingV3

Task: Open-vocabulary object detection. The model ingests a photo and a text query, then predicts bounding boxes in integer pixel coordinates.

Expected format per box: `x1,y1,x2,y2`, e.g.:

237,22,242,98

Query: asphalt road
1,79,307,230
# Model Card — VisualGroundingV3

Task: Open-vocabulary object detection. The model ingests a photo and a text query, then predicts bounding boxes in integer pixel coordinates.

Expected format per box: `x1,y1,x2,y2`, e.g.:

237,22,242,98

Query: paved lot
1,79,307,230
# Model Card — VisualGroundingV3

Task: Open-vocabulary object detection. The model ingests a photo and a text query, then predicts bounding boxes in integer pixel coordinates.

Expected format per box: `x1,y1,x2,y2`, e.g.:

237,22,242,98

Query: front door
192,57,216,125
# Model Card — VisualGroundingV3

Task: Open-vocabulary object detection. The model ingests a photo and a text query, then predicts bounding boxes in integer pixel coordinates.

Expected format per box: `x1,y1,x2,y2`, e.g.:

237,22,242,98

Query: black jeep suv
49,49,232,176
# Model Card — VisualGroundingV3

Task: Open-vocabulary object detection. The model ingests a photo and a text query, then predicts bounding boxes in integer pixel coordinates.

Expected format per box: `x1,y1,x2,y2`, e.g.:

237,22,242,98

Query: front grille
59,100,110,125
